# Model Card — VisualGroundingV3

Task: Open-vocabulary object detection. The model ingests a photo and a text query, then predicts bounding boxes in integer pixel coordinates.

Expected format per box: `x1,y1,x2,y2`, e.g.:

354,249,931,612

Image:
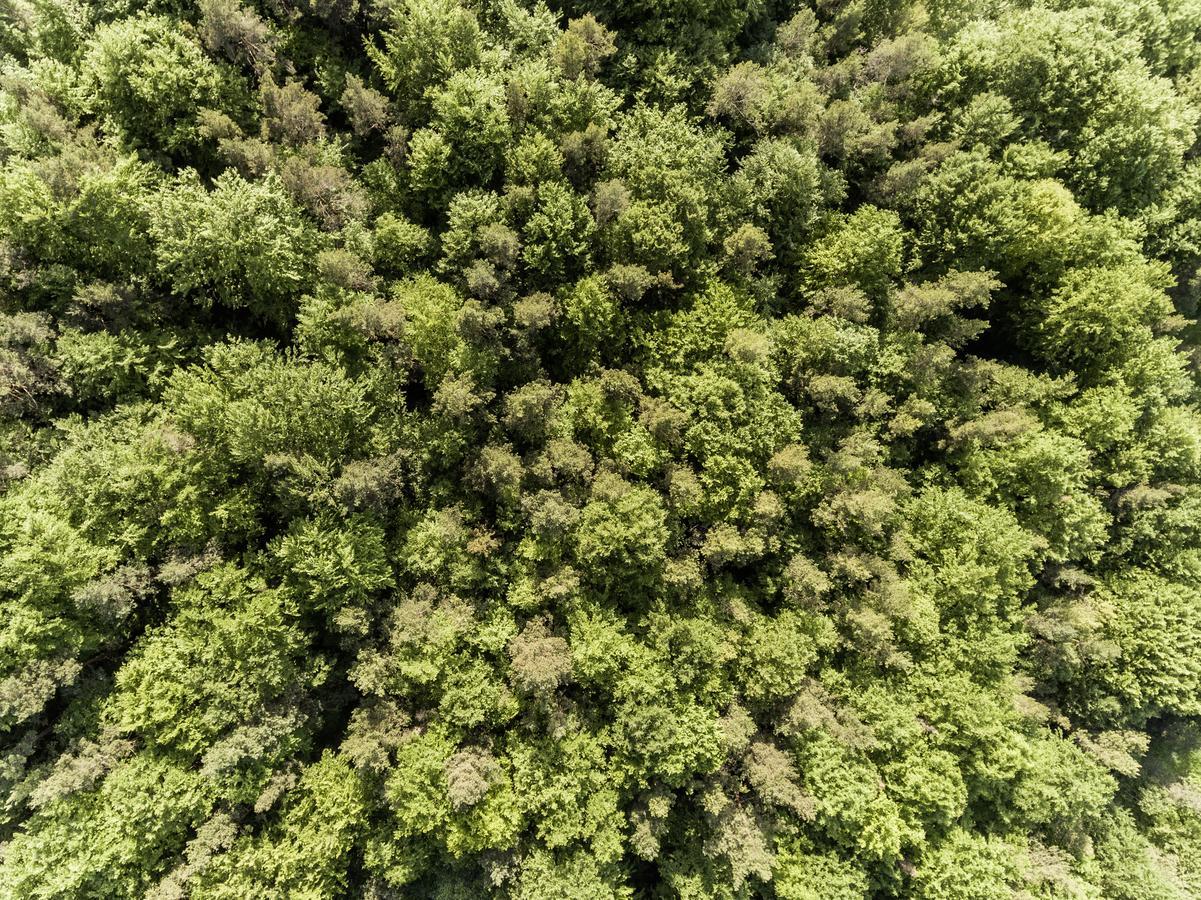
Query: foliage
2,0,1201,896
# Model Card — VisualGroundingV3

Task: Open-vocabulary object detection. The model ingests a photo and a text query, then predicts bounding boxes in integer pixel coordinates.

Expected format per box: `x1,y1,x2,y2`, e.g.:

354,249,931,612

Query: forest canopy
3,0,1201,896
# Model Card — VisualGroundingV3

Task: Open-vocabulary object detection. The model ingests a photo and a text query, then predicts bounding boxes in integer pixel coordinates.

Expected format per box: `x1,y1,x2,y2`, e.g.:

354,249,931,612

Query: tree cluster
3,0,1201,896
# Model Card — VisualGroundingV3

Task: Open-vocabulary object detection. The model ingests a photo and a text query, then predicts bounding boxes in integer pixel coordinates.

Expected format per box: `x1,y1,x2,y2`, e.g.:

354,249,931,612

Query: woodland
3,0,1201,896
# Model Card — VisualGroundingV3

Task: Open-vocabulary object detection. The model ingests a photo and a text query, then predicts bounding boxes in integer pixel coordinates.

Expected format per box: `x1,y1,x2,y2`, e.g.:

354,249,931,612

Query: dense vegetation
3,0,1201,895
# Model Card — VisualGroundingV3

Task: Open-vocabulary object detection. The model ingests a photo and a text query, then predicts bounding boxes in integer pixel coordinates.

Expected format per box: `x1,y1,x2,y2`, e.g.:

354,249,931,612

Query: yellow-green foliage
2,0,1201,897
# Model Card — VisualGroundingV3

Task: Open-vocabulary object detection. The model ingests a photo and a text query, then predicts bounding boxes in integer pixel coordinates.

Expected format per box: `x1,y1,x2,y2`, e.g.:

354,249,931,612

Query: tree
76,16,242,156
150,171,319,321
